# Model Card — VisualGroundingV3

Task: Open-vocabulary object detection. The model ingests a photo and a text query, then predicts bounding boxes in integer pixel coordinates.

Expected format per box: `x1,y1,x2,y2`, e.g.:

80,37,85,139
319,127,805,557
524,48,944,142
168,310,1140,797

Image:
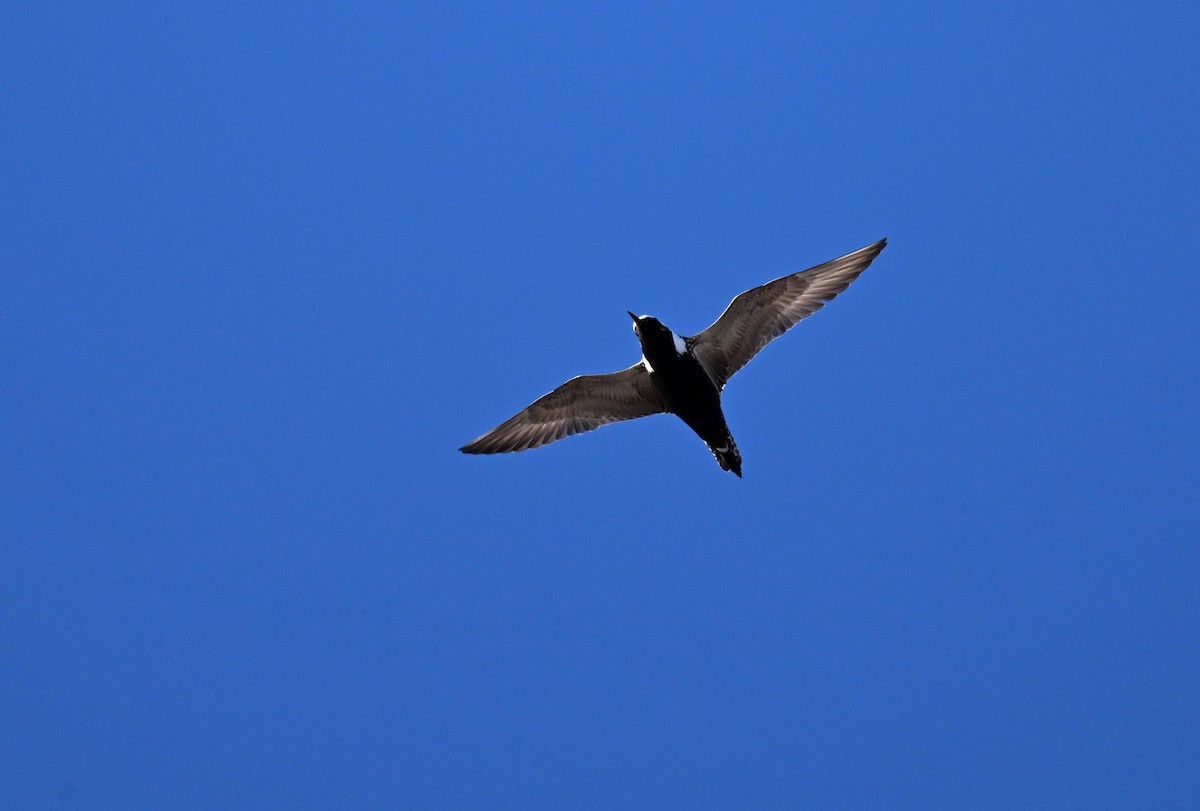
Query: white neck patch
672,331,687,355
641,355,655,373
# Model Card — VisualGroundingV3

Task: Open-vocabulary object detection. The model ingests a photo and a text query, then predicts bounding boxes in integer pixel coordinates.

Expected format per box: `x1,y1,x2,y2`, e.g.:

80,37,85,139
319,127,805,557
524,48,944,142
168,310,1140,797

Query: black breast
643,335,727,442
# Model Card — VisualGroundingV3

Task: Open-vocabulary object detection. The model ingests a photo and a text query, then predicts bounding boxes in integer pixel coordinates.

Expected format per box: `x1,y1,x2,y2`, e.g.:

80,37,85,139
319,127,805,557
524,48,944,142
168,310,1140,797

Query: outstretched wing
690,238,887,389
460,363,669,454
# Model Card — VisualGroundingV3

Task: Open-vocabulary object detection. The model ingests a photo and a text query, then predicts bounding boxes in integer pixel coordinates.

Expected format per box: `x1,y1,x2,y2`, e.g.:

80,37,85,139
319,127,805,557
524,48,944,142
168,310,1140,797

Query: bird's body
630,314,742,475
460,238,887,476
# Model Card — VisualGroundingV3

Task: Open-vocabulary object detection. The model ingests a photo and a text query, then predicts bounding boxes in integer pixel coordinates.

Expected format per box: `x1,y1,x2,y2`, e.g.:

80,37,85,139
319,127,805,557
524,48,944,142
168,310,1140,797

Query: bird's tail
710,435,742,478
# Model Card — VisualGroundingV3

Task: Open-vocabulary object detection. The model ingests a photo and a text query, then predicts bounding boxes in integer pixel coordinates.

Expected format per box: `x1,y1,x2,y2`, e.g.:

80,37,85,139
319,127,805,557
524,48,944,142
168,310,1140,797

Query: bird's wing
459,363,669,454
690,238,887,389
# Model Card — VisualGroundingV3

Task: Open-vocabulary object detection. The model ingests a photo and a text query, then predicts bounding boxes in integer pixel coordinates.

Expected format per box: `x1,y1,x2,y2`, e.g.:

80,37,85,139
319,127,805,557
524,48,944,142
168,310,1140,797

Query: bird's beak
627,311,638,322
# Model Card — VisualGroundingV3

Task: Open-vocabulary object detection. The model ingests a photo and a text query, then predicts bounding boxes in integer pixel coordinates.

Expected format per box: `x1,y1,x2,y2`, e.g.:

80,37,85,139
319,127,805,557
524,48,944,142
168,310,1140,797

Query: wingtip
855,237,888,261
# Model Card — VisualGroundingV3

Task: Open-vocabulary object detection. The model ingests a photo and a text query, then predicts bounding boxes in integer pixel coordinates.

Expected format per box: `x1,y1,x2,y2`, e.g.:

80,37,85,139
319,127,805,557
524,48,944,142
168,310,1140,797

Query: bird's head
628,311,673,349
629,311,660,337
629,311,664,327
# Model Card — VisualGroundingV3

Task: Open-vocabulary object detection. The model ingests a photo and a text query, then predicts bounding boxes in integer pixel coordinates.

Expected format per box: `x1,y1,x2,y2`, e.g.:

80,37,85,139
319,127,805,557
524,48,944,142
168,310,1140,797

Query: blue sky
3,2,1198,808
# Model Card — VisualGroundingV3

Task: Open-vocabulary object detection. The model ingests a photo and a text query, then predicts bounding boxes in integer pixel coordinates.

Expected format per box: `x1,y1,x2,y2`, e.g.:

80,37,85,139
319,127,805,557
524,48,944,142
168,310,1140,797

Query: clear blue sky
3,2,1198,808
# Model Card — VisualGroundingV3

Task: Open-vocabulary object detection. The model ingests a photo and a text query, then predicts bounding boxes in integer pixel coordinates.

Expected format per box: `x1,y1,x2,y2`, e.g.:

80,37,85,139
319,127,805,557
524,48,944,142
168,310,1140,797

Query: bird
460,238,887,476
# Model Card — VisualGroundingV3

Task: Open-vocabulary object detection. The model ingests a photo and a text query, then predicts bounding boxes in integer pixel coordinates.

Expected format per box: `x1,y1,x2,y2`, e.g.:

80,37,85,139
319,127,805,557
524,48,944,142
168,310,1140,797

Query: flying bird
460,238,887,476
